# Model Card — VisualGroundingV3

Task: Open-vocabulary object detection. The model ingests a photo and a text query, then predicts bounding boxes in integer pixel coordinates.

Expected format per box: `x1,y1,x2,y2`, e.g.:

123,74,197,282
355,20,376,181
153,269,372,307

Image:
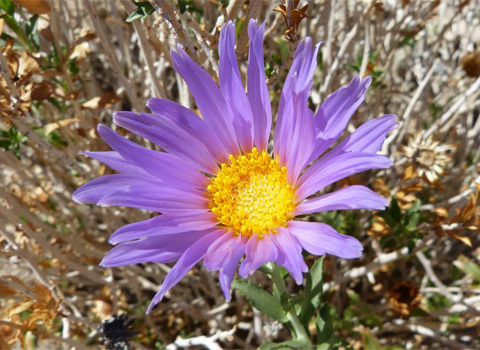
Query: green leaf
177,0,202,14
362,331,382,350
259,339,308,350
316,335,349,350
0,1,36,50
126,1,155,22
26,14,40,51
408,199,421,213
0,126,28,159
316,304,333,344
235,18,245,39
1,13,30,48
33,127,67,148
377,210,396,229
458,258,480,282
265,61,274,77
390,197,402,222
316,344,330,350
299,257,324,324
409,307,429,317
0,0,14,15
406,212,420,231
407,238,416,253
258,263,273,275
232,279,288,323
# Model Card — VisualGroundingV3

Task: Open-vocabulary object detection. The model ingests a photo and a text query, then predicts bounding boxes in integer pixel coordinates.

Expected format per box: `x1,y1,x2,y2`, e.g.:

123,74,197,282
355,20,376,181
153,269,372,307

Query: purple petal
274,38,320,181
113,111,217,174
272,228,308,284
204,232,247,270
109,213,217,244
219,238,247,300
277,91,316,183
296,152,392,200
239,234,278,277
203,231,237,270
219,21,254,152
295,185,389,215
81,151,150,177
283,37,321,95
97,125,208,188
171,47,239,156
320,114,398,164
309,76,371,162
147,98,229,163
100,230,209,267
203,231,248,300
147,229,224,313
72,174,209,214
247,20,271,151
289,221,363,259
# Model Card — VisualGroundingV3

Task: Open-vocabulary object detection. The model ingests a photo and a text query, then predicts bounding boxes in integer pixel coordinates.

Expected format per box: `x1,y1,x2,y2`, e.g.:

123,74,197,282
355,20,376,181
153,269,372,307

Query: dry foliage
1,0,480,349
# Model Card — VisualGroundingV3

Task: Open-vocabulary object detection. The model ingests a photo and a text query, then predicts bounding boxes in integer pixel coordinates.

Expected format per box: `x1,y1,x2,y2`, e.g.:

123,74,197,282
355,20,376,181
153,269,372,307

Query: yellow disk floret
207,148,296,238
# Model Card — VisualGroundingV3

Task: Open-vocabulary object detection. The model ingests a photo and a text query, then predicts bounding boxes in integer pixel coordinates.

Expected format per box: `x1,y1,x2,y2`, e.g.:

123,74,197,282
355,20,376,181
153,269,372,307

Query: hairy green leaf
232,279,288,323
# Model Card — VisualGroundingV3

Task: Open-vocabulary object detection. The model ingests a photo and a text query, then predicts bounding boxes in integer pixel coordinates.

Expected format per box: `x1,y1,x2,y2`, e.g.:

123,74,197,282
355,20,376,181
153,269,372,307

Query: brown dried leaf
0,283,18,297
395,191,417,210
0,275,25,297
12,0,51,14
7,300,34,317
16,52,40,85
434,207,449,220
289,6,309,32
401,182,424,193
81,92,120,110
65,30,96,60
42,68,63,78
92,299,114,319
44,117,80,135
373,178,391,198
0,323,18,350
402,164,417,180
37,16,53,42
273,4,287,17
338,174,363,187
274,1,309,37
33,187,49,203
32,281,52,303
453,185,479,223
0,335,12,350
448,232,472,247
6,282,60,331
466,214,480,230
0,19,4,36
20,81,52,102
368,216,391,237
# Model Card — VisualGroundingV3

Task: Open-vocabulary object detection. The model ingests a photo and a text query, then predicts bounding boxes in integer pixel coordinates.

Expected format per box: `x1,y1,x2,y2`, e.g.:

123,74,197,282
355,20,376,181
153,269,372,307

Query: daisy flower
73,20,396,313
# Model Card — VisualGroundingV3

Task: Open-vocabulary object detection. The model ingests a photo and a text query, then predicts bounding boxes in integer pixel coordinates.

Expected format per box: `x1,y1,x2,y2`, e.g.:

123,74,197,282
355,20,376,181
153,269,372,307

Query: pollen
207,148,296,238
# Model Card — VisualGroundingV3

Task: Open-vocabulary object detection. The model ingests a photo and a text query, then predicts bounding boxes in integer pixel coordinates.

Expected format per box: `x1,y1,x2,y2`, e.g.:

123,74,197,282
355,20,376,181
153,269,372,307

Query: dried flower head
273,0,309,40
402,132,455,185
461,51,480,78
73,20,396,312
389,280,421,318
433,182,480,246
98,313,138,350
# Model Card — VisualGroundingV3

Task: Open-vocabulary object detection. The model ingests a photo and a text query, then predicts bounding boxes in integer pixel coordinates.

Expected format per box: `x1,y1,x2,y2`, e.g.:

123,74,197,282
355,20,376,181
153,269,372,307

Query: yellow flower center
207,148,296,238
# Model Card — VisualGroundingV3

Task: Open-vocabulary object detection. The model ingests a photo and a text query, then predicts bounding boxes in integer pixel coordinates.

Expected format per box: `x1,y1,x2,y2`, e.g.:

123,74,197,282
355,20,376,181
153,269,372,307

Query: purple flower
73,20,396,313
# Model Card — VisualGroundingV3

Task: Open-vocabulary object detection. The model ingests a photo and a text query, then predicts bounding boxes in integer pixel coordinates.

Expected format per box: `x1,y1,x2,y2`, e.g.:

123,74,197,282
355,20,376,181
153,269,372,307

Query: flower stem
271,263,313,347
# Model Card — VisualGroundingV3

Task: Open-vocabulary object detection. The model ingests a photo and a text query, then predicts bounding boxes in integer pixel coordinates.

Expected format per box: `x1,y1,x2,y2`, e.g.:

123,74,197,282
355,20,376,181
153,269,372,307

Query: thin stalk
271,263,313,347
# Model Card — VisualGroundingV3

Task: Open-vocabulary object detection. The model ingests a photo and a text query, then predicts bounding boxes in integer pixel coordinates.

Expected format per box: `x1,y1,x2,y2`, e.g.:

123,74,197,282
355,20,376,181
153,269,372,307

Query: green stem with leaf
271,263,313,348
